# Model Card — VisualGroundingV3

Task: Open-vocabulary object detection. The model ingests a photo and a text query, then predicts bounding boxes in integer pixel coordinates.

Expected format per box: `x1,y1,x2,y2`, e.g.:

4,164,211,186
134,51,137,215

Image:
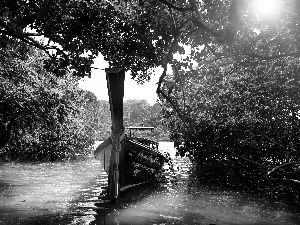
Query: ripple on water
1,148,300,225
0,158,106,224
89,156,300,225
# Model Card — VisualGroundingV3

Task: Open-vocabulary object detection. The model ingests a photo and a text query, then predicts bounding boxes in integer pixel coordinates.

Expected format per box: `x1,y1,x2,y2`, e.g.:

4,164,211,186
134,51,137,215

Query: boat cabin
127,126,158,150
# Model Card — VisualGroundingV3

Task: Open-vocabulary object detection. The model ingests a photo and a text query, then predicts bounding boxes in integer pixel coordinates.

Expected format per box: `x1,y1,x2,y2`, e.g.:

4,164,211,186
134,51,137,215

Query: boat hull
94,135,167,188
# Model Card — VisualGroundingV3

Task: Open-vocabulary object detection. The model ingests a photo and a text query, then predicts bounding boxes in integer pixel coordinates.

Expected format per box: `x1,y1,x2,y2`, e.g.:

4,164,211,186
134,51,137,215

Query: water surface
96,157,300,225
0,143,299,225
0,156,106,224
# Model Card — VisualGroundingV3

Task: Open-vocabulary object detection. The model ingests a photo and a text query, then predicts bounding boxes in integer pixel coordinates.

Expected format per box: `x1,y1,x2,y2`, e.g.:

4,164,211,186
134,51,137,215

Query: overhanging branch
269,177,300,184
157,0,193,12
211,145,261,166
245,52,300,65
156,33,179,91
267,162,300,176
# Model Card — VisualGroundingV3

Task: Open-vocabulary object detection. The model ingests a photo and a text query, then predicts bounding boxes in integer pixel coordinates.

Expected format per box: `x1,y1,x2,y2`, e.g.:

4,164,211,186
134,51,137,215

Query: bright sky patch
254,0,282,17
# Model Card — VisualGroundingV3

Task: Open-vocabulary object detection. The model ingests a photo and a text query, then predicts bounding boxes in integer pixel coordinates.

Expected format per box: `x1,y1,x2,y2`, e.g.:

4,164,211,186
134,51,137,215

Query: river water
0,142,299,225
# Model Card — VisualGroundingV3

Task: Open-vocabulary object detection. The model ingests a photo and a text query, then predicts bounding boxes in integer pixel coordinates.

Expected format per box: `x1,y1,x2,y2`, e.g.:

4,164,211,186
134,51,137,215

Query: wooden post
106,68,125,203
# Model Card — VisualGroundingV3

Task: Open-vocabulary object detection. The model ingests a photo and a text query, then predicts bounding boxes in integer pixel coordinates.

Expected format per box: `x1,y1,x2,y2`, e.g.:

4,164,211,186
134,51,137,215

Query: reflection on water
95,157,300,225
0,156,106,225
0,142,300,225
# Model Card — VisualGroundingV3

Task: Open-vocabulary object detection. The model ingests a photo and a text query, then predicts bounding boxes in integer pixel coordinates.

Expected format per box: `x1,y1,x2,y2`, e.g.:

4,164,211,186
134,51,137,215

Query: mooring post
105,68,125,204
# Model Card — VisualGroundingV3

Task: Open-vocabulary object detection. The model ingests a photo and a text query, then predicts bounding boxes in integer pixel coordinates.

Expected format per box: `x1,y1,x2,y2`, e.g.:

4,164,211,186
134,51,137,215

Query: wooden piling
105,68,125,203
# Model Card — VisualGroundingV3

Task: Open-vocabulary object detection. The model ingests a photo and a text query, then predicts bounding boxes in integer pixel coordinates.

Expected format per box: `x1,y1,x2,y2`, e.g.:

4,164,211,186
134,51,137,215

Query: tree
0,0,251,80
160,40,300,188
1,0,300,188
2,1,300,86
0,0,168,79
0,42,95,161
142,0,300,187
123,99,169,140
124,99,150,126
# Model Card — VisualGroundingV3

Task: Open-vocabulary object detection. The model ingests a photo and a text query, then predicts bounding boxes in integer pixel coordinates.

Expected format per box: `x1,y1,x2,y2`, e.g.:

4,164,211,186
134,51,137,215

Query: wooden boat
94,126,168,194
94,68,170,202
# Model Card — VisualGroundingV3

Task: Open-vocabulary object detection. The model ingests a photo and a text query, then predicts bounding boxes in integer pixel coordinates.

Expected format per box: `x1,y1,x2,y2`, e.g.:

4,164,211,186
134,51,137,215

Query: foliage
0,42,96,161
0,40,168,160
124,100,169,140
94,99,169,141
91,100,111,140
0,0,262,80
2,0,300,199
162,57,300,184
0,0,173,80
159,0,300,192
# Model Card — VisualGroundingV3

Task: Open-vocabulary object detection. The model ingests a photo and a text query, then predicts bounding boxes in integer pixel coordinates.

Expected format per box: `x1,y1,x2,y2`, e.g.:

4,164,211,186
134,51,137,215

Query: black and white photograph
0,0,300,224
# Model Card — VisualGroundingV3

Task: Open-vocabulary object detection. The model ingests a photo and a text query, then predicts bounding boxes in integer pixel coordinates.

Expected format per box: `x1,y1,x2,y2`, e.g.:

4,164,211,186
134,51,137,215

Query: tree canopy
0,41,100,161
152,0,300,193
0,0,267,78
2,0,300,86
1,0,300,200
1,0,171,79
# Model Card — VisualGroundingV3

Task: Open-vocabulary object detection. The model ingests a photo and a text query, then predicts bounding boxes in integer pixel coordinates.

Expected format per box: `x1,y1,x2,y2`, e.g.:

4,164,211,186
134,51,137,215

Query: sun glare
254,0,282,17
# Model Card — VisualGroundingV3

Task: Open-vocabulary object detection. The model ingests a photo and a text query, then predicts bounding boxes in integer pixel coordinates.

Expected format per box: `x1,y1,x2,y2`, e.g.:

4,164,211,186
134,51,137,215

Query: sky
78,55,163,105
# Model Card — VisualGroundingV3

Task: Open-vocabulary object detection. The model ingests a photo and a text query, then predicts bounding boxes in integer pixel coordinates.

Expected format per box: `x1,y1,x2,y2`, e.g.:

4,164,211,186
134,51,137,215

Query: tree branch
157,88,192,135
157,0,193,12
188,0,242,45
177,18,193,31
173,64,187,124
156,34,179,91
269,177,300,184
246,52,300,64
0,21,70,61
188,0,223,39
191,17,223,38
212,146,261,166
0,29,53,59
267,162,300,176
155,34,195,137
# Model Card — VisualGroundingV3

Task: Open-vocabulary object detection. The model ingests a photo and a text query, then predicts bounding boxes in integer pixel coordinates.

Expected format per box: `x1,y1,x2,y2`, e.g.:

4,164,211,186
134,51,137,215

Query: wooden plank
128,126,155,130
106,68,125,133
105,68,125,203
